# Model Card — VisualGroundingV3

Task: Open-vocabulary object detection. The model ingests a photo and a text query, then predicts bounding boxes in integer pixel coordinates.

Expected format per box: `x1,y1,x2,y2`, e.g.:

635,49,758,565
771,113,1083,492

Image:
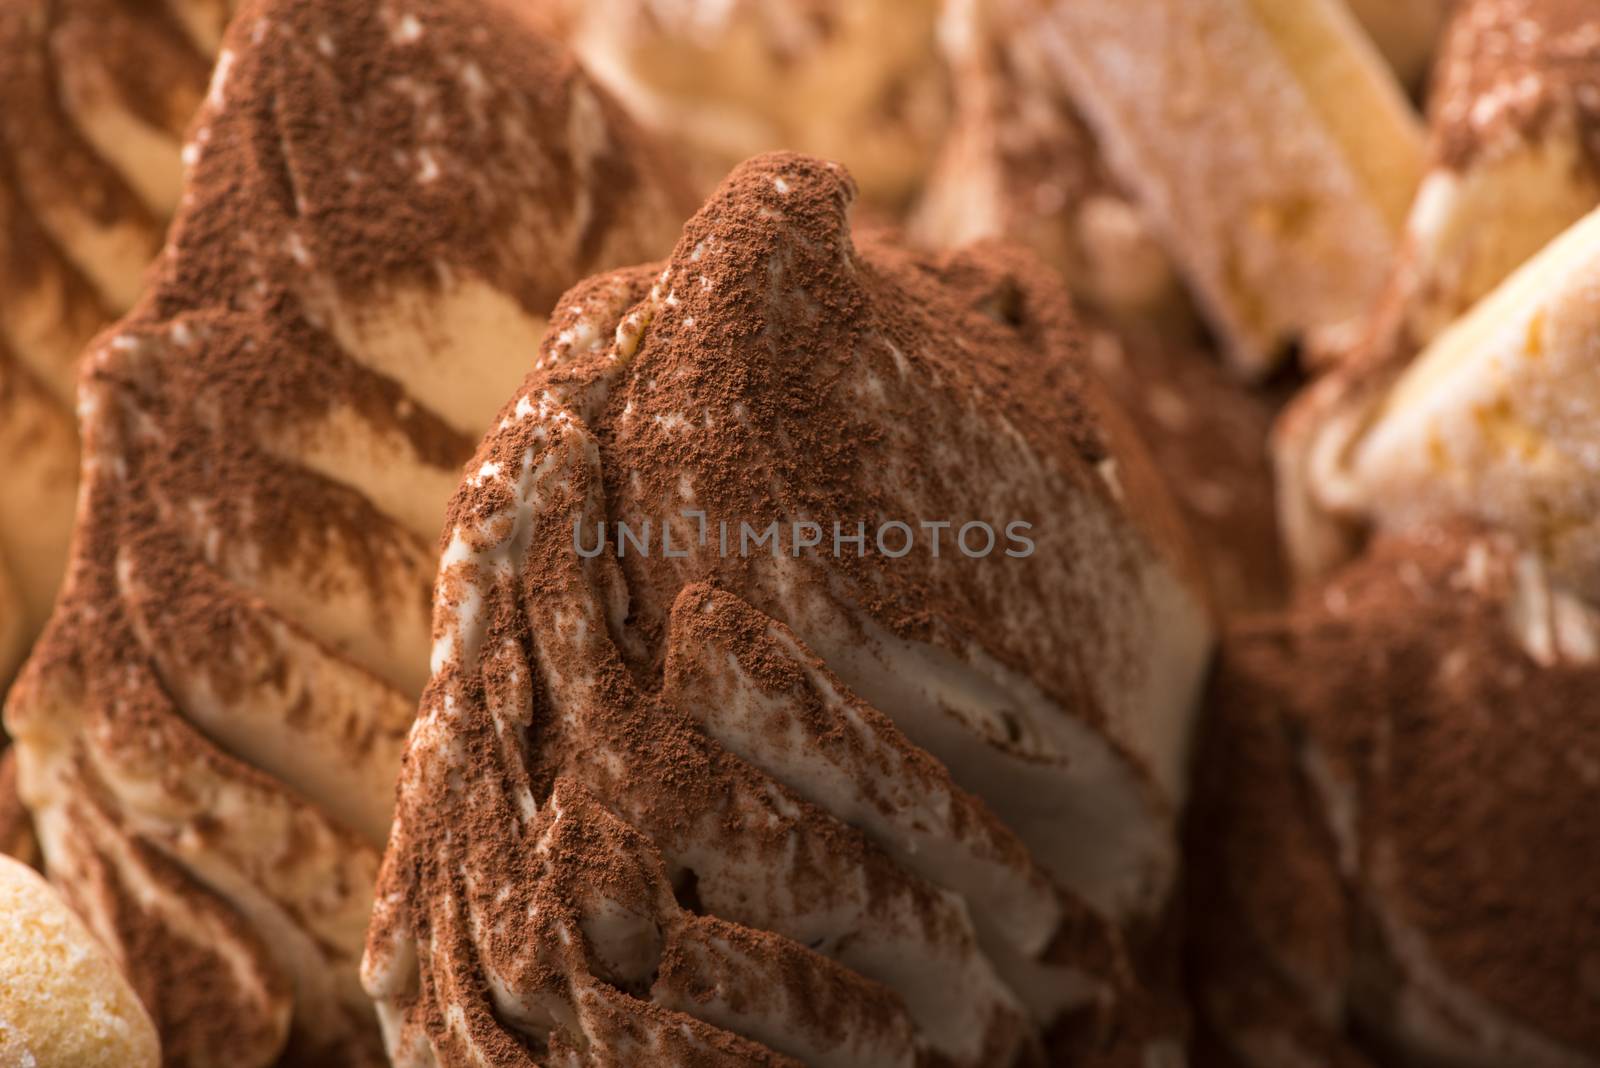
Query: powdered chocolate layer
365,152,1213,1068
4,0,693,1063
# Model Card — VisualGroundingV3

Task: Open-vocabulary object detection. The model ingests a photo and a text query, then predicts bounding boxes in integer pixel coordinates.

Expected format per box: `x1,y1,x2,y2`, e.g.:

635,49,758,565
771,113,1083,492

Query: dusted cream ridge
3,0,692,1063
0,0,221,683
364,151,1213,1068
4,1,1599,1067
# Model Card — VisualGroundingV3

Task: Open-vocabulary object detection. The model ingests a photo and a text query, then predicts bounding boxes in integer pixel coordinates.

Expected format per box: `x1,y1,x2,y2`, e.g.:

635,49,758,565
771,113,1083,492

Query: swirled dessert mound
364,152,1215,1067
3,0,693,1062
1191,526,1600,1067
542,0,950,211
0,0,224,684
1279,0,1600,588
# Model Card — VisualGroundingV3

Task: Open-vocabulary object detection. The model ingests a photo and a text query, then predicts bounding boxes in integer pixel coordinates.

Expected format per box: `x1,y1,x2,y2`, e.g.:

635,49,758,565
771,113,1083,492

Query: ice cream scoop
364,152,1214,1068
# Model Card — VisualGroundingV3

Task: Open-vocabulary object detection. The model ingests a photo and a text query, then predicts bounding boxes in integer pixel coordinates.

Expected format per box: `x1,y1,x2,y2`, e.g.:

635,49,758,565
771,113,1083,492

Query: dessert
545,0,951,210
3,0,692,1063
1279,0,1600,584
911,0,1189,332
1190,526,1600,1067
913,0,1288,615
0,0,227,687
1086,325,1288,615
0,853,161,1068
364,153,1215,1067
1284,205,1600,600
1365,0,1600,364
1036,0,1426,376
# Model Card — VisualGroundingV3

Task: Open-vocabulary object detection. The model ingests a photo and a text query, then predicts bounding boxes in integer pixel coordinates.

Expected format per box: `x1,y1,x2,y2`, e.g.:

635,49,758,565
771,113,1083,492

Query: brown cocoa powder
6,0,696,1063
1431,0,1600,174
1194,526,1600,1062
371,151,1207,1067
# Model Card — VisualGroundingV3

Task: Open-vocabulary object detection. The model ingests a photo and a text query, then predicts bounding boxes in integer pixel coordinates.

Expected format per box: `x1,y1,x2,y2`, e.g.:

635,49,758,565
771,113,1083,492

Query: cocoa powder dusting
46,0,212,137
369,152,1209,1067
1194,526,1600,1062
98,826,291,1065
0,0,157,236
5,0,696,1064
1430,0,1600,173
157,0,690,322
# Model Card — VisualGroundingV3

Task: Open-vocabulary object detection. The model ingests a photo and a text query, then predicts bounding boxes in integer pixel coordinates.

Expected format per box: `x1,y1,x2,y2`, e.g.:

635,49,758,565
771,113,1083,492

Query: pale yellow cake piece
1290,205,1600,600
1038,0,1425,375
1276,0,1600,582
1367,0,1600,361
0,854,159,1068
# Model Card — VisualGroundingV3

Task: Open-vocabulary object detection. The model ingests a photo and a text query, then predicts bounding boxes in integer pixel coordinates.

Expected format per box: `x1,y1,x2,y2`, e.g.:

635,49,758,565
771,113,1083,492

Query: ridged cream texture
364,155,1214,1068
2,1,690,1064
0,0,224,684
